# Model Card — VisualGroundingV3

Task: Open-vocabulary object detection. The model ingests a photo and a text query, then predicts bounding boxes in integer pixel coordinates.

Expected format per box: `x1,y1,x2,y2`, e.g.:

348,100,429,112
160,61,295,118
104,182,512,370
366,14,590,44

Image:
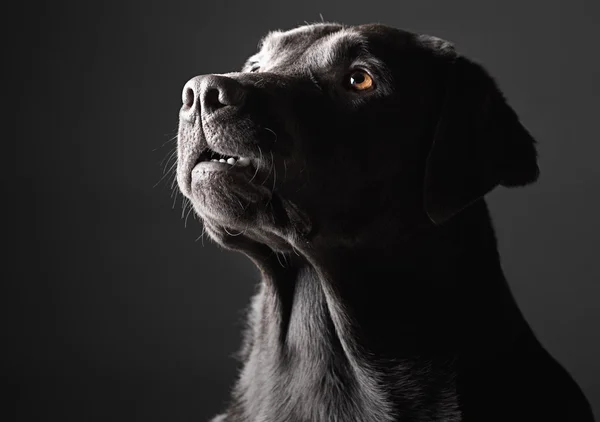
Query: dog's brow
257,30,282,52
304,31,370,69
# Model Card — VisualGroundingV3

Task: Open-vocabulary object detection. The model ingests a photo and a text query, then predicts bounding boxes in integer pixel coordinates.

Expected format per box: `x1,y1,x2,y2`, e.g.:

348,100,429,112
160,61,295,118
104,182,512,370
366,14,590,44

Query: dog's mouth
194,148,252,168
189,143,263,190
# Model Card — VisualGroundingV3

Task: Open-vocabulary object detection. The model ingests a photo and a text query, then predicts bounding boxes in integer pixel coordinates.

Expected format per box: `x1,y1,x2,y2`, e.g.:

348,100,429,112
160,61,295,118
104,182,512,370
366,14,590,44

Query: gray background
9,0,599,420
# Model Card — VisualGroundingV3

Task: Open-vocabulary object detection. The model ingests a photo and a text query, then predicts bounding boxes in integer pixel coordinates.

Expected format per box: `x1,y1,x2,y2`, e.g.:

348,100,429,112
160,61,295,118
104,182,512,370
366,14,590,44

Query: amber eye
348,70,373,91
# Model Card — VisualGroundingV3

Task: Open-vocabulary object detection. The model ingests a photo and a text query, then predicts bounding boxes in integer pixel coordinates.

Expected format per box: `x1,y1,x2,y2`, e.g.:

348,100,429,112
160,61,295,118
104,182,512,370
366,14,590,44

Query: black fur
176,23,594,422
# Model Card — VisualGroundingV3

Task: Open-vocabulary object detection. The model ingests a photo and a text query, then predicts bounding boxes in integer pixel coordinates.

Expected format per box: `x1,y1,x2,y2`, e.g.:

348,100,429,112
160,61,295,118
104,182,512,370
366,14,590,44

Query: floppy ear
424,56,539,225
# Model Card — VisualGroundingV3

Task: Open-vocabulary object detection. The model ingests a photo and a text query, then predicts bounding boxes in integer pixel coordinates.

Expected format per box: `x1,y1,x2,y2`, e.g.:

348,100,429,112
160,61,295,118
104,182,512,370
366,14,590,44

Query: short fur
176,23,594,422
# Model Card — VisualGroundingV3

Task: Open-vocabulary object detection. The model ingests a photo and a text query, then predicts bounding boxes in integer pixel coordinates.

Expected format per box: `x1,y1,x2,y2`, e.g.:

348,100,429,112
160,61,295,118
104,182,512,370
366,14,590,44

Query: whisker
260,148,273,187
165,159,178,175
235,197,245,212
153,160,178,189
195,224,207,245
242,224,250,236
275,252,286,268
184,202,195,228
180,198,190,219
170,181,180,198
160,149,177,168
170,172,179,190
172,189,179,209
223,226,245,236
271,151,277,191
152,134,178,152
264,127,278,143
249,146,264,184
248,163,260,184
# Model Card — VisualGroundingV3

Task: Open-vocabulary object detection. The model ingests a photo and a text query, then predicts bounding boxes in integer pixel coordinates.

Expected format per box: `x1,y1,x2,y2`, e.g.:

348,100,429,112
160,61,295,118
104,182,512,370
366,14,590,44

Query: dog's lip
193,160,252,173
191,159,257,188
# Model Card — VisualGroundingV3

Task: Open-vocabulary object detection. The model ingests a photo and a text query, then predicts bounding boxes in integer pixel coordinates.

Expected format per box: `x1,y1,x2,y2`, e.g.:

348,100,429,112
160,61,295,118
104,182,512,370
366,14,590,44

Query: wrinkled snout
180,74,246,122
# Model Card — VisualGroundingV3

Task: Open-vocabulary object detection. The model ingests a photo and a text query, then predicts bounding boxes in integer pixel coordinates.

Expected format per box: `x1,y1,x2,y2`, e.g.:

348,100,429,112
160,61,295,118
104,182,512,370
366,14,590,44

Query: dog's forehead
250,24,355,70
248,23,455,71
259,23,344,53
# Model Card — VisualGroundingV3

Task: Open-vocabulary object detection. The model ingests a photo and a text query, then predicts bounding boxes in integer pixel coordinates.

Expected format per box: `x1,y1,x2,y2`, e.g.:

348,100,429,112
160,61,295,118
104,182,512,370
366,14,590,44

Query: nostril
201,76,246,115
182,87,195,108
204,87,225,110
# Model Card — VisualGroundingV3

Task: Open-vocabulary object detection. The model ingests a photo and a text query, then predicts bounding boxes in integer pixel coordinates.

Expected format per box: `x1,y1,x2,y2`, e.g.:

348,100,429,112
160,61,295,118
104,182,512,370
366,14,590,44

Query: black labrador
176,23,594,422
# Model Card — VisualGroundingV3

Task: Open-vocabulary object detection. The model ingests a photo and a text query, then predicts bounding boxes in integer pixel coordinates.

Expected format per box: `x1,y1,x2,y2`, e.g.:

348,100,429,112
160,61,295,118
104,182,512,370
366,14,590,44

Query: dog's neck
229,200,533,421
245,200,529,363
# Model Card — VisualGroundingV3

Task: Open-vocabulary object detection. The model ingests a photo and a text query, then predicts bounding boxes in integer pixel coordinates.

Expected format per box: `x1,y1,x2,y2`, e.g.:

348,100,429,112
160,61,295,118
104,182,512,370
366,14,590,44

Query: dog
176,23,594,422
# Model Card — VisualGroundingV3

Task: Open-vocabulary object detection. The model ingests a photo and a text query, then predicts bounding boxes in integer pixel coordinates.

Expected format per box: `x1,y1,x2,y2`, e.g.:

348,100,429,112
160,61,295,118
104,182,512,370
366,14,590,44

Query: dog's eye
348,70,374,91
249,64,261,73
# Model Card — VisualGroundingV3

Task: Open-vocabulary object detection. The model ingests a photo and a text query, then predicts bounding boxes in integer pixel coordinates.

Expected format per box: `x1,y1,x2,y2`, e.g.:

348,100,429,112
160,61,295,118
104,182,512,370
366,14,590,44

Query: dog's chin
190,165,270,226
191,180,312,255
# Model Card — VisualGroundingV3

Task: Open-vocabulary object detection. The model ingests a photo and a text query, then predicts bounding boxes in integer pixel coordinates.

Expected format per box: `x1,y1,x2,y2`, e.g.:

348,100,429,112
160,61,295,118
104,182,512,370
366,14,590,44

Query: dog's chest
235,276,397,422
233,275,461,422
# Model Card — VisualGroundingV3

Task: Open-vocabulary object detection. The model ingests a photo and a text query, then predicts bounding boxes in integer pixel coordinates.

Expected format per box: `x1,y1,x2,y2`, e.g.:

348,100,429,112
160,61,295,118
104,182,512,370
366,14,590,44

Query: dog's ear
424,55,539,225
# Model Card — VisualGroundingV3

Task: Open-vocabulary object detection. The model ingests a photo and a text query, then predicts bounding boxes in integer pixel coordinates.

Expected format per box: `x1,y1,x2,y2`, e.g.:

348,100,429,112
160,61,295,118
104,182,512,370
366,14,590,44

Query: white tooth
219,159,226,163
227,157,236,165
211,159,217,162
237,157,250,167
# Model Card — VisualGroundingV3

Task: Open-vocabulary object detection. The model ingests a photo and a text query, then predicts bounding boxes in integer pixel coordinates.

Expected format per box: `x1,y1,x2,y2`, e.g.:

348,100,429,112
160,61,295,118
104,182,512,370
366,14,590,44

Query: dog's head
176,23,538,253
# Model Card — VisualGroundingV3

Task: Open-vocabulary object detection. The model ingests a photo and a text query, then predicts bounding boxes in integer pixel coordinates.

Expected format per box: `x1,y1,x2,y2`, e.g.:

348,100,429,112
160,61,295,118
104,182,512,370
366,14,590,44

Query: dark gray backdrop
9,0,599,420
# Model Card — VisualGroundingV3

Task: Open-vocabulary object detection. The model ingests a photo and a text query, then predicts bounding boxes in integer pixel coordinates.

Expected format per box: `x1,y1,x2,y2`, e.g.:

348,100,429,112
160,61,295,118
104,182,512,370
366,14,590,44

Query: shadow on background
8,0,599,420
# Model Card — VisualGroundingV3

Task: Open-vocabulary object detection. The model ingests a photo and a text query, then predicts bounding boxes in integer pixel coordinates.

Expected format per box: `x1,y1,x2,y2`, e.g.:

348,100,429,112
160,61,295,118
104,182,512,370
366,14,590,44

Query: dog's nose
180,75,245,122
